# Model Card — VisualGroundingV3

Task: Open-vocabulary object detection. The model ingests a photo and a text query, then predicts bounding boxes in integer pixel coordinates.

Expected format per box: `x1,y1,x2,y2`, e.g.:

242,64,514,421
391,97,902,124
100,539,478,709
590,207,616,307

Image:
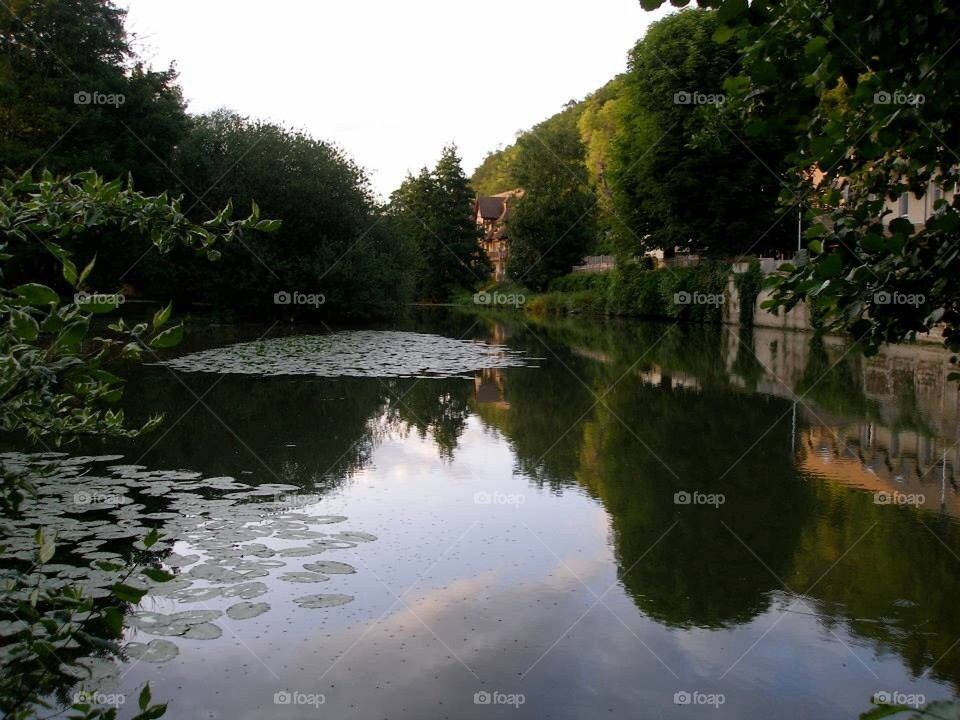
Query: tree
0,0,188,192
390,145,489,301
611,9,793,260
471,143,521,196
638,0,960,354
172,111,415,318
505,105,596,290
578,77,628,254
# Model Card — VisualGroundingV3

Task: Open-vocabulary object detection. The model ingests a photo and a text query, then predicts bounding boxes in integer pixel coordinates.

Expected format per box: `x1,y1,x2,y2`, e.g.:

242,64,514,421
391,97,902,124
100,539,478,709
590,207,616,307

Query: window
898,192,909,217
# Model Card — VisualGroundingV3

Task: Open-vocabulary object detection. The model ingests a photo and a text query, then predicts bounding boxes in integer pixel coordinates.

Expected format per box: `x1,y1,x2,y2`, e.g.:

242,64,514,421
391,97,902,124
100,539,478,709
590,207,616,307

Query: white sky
122,0,670,200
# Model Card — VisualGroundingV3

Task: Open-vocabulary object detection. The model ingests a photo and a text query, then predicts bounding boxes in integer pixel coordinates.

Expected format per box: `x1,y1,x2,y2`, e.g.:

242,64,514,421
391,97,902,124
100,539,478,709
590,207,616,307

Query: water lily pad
303,515,348,524
187,564,245,583
303,561,356,575
221,581,268,599
293,593,354,609
225,602,270,620
171,586,222,603
125,639,179,664
279,572,330,583
277,546,326,558
181,622,222,640
165,553,200,568
167,610,222,624
330,531,378,543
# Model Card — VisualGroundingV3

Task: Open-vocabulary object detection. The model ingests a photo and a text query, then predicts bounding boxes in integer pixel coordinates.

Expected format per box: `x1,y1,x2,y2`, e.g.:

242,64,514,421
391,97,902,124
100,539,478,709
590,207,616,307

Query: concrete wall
724,266,812,332
724,263,944,343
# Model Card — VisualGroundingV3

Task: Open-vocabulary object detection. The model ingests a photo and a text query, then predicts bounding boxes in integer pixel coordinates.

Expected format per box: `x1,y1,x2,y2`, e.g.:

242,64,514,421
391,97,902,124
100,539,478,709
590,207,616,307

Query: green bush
606,261,730,323
548,272,612,294
526,261,732,323
527,290,604,316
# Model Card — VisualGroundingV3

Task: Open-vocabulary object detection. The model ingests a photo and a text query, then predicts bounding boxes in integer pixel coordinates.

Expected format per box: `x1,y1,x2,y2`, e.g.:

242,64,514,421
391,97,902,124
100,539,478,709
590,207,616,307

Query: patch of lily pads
157,330,534,378
0,451,378,673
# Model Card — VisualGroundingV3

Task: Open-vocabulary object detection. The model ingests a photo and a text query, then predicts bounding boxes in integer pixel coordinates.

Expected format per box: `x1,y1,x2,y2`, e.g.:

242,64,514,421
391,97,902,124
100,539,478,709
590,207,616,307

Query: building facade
474,189,523,281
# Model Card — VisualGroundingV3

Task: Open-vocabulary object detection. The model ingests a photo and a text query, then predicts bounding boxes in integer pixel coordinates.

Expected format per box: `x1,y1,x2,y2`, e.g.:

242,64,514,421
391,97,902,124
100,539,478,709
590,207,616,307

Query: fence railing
572,255,616,273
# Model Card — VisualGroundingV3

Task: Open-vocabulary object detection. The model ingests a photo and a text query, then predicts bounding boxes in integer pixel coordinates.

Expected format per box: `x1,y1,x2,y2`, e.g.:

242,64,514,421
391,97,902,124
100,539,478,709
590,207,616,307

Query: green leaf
149,324,183,349
78,254,96,286
103,606,124,635
53,319,90,352
38,533,56,564
143,527,161,548
131,705,167,720
62,258,78,287
804,36,829,59
139,683,151,711
13,283,59,307
10,309,39,341
717,0,747,24
141,567,174,583
254,219,282,232
713,24,736,43
152,301,173,330
817,252,844,279
111,583,148,604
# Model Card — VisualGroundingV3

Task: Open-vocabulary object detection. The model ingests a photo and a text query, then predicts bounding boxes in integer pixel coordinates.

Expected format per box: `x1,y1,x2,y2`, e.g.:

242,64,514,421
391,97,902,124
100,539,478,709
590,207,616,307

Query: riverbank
462,263,948,347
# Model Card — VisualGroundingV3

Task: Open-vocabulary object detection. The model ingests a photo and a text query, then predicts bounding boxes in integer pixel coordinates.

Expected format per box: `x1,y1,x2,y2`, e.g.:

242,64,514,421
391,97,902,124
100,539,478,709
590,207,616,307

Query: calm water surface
13,310,960,719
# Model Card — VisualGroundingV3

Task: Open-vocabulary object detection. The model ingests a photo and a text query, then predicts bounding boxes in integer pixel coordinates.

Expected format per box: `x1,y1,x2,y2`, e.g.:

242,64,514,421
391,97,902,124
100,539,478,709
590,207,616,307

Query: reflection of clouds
124,544,956,719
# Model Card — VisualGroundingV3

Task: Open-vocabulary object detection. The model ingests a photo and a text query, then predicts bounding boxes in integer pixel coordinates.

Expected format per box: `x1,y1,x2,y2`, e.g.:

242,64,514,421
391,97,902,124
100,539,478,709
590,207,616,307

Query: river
7,309,960,719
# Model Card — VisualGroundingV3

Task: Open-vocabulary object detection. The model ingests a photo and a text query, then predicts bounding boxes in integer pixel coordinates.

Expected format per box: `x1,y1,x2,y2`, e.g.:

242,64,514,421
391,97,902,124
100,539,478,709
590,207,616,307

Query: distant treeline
0,0,488,317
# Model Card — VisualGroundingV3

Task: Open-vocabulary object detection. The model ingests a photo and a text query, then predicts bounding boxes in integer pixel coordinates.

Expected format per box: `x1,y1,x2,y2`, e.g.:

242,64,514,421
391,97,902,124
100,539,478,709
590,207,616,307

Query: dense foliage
472,10,792,285
505,105,596,291
528,262,730,323
637,0,960,353
0,0,187,192
0,170,274,719
170,111,414,318
611,9,793,259
389,146,489,301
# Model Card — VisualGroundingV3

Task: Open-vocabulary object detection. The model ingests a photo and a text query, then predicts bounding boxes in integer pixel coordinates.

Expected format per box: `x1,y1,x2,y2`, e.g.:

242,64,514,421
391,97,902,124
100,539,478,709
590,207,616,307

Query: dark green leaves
149,324,183,349
13,283,59,307
111,583,148,604
10,308,39,341
717,0,748,24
